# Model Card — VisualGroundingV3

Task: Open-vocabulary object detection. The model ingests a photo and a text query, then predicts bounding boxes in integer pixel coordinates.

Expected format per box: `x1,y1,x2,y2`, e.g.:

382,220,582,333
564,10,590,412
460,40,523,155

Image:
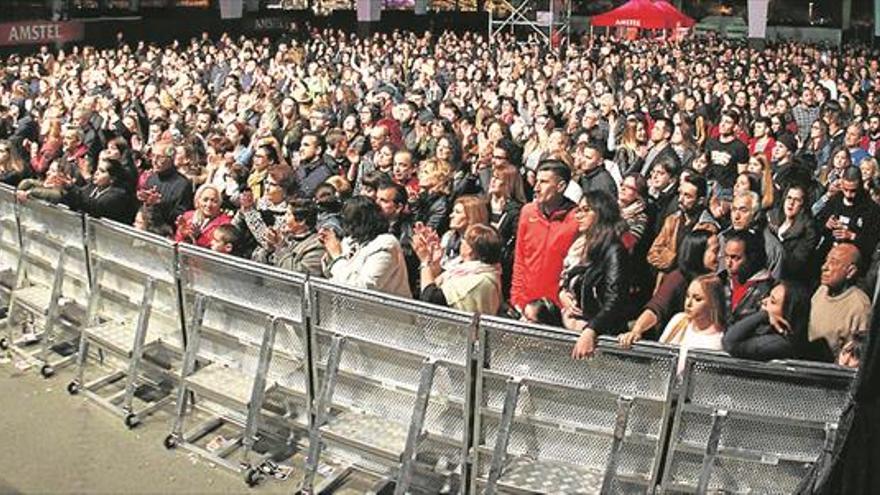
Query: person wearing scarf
414,223,502,315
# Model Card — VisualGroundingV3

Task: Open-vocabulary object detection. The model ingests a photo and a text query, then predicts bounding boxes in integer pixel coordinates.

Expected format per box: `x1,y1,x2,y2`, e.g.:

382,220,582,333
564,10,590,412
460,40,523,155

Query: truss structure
488,0,571,49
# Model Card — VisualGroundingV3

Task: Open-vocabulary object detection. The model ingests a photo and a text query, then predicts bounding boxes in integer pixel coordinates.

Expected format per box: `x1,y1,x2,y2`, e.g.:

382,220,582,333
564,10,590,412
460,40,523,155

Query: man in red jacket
510,160,579,311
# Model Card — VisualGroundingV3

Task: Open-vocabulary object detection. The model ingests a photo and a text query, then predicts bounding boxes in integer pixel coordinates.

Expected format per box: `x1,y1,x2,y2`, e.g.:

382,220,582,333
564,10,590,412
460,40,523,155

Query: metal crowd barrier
1,198,89,377
0,185,20,302
67,218,184,427
166,245,311,484
303,278,475,494
0,199,859,494
661,351,854,494
472,318,679,494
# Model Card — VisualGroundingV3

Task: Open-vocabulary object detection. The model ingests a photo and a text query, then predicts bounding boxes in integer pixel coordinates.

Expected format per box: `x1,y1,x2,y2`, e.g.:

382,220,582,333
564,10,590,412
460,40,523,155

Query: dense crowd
0,28,877,368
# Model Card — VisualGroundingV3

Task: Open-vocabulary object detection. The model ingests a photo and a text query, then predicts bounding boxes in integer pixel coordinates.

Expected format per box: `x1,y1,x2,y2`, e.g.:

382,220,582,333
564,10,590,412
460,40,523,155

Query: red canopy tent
651,0,696,29
591,0,694,30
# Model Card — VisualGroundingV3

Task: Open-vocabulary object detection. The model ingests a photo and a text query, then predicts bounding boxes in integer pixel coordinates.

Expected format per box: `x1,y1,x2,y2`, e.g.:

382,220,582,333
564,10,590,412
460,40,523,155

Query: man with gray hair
717,190,784,280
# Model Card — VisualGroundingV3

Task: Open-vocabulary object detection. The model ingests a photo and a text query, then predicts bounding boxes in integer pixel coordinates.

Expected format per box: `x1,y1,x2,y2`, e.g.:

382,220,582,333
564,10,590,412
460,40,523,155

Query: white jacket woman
321,196,412,298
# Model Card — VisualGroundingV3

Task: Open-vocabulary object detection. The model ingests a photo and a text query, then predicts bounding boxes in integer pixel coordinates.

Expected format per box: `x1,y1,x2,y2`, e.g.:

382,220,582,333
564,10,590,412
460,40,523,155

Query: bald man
809,243,872,358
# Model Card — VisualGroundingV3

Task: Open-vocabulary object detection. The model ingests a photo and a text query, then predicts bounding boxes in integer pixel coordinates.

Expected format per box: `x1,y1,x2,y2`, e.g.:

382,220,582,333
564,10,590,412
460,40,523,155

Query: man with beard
376,179,419,297
705,110,748,187
574,139,617,199
639,117,679,177
816,166,880,271
295,132,335,198
647,174,708,283
749,117,776,161
720,229,775,326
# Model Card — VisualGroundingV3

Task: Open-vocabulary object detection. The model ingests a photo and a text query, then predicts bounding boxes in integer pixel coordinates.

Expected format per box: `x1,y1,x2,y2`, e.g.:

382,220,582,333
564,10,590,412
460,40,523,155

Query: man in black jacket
575,139,617,199
376,180,419,298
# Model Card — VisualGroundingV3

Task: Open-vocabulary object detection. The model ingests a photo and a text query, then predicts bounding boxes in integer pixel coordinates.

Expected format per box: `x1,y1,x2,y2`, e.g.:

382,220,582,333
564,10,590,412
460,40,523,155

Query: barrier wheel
124,413,141,429
245,467,262,488
40,364,54,378
0,337,8,350
67,381,80,395
163,434,177,450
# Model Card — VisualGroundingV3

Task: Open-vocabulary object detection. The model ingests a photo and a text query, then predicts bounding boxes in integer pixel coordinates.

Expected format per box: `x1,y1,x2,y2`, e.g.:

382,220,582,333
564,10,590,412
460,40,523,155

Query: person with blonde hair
743,153,775,210
488,163,526,299
660,274,726,372
414,158,453,233
439,195,489,269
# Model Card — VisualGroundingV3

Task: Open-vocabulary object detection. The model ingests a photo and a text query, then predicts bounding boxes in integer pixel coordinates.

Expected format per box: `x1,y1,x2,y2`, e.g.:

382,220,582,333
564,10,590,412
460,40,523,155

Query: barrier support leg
485,377,522,495
241,316,279,472
600,395,634,494
696,409,728,495
394,358,439,495
121,279,157,423
300,335,345,494
167,295,206,446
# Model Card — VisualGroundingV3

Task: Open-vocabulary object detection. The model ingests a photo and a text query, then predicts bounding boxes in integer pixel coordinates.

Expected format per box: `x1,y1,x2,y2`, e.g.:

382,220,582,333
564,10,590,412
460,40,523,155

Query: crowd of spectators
0,28,877,368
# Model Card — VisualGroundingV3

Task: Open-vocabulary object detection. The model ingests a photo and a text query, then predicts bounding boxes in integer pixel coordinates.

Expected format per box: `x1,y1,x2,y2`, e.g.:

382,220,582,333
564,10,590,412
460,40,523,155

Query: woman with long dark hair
618,228,720,348
723,280,819,361
559,191,631,358
319,196,411,297
63,157,136,224
766,184,820,284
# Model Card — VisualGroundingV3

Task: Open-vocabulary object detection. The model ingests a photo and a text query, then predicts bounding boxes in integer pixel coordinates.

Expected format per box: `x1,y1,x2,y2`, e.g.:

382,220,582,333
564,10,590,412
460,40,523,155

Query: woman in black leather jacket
559,190,631,358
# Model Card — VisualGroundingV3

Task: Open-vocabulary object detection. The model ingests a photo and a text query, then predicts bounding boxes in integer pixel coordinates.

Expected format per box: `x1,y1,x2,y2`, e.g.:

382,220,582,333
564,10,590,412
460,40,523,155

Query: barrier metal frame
0,185,21,303
0,199,861,494
302,278,477,495
470,318,679,495
166,245,312,484
0,199,89,378
68,218,184,428
661,351,855,494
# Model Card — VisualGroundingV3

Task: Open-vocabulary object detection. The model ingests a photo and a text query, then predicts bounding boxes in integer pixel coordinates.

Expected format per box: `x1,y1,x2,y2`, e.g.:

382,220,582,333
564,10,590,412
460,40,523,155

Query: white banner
875,0,880,37
357,0,381,22
415,0,427,15
219,0,243,19
747,0,769,39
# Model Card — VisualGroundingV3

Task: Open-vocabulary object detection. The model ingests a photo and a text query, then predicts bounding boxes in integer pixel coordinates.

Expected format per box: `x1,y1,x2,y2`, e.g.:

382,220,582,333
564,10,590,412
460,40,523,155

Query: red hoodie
510,201,580,309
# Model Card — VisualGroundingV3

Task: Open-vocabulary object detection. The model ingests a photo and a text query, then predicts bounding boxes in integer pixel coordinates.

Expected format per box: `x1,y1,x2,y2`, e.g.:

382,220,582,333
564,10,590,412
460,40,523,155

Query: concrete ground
0,357,373,494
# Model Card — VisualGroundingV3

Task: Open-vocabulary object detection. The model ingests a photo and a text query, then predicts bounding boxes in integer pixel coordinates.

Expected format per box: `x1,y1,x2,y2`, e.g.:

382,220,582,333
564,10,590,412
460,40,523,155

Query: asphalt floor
0,356,373,494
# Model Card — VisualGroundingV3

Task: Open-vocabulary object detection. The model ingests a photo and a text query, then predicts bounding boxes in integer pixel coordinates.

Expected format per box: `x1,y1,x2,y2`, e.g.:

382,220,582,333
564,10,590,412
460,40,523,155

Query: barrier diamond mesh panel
19,201,89,304
474,321,678,493
662,353,854,494
89,219,177,285
88,220,182,346
179,248,304,324
311,281,471,363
